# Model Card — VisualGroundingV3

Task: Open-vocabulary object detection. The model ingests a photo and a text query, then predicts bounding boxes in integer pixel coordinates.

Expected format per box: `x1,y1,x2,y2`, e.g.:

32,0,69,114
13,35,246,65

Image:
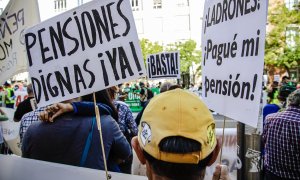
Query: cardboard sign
146,51,180,80
0,0,40,84
25,0,146,107
201,0,268,127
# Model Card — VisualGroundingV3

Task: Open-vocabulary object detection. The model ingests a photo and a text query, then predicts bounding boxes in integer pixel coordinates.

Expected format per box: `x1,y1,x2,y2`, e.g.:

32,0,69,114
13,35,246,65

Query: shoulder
101,115,118,127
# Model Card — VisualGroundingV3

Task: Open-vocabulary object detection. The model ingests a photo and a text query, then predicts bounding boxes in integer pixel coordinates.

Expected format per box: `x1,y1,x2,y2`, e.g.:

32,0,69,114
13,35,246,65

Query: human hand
39,103,73,122
212,164,231,180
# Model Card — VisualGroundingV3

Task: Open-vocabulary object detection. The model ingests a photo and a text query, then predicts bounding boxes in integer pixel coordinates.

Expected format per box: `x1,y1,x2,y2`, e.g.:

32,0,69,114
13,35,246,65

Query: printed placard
25,0,146,107
0,0,40,84
201,0,268,127
146,51,180,80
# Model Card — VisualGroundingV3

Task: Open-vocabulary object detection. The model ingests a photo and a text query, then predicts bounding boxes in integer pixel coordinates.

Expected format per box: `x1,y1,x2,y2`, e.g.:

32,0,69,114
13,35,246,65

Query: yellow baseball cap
138,89,217,164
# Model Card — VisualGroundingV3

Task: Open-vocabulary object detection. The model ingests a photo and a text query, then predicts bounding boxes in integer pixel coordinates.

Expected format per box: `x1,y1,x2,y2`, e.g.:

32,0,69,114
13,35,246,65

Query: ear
131,136,146,165
207,138,221,166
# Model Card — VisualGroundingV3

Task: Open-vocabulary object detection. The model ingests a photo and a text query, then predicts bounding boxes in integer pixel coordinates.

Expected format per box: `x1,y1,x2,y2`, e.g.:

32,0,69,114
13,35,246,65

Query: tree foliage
139,39,163,63
166,40,201,73
265,2,300,71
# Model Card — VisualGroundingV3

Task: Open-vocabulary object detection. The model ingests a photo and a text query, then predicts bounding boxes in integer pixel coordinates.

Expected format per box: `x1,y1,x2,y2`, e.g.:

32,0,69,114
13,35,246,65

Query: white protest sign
25,0,146,107
201,0,268,127
146,51,180,80
0,0,40,85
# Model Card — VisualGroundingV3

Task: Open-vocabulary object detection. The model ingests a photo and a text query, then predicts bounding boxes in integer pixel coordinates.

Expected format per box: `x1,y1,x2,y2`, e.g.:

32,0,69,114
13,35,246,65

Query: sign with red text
25,0,146,107
201,0,268,127
146,51,180,80
0,0,40,84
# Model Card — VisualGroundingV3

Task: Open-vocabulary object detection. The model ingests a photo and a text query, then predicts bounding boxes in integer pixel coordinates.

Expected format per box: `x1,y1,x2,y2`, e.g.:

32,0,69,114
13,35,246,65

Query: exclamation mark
129,42,144,75
175,52,179,74
147,57,151,78
250,74,257,101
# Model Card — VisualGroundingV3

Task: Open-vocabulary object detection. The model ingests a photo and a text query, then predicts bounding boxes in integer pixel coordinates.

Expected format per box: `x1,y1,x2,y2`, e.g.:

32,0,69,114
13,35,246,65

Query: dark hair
168,85,182,91
143,136,211,180
81,89,119,121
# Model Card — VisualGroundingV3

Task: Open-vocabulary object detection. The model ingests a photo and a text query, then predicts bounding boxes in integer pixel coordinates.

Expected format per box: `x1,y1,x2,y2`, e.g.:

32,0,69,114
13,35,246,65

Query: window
285,0,299,10
131,0,142,11
54,0,67,12
286,25,299,48
177,0,189,7
78,0,84,6
0,8,3,15
153,0,162,9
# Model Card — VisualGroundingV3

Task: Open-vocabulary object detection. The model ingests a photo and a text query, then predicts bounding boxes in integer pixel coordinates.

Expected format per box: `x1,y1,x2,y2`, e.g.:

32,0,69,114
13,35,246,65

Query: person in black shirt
14,84,35,122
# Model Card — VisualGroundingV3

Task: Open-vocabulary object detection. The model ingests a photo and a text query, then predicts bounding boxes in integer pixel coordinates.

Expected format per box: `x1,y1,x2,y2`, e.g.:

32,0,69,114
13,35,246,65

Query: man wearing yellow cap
131,89,228,180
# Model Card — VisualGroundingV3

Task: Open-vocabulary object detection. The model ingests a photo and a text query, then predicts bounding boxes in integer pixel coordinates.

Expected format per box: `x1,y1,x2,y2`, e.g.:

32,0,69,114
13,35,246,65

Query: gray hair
288,89,300,107
160,82,173,93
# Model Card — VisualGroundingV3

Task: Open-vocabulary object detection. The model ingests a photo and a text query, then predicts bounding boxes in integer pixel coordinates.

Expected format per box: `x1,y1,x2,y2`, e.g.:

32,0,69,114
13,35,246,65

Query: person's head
140,82,145,88
287,89,300,108
278,83,296,103
107,86,119,100
281,76,290,84
132,89,220,180
159,82,173,93
82,89,118,121
3,81,10,88
168,84,182,91
27,84,34,97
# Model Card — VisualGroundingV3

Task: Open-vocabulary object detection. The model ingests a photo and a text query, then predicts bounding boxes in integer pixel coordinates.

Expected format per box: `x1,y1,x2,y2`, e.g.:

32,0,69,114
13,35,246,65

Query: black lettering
25,32,36,66
92,7,111,43
129,42,142,72
73,11,85,51
38,28,53,64
81,11,97,48
74,64,87,93
117,0,130,36
100,59,109,86
31,77,42,103
106,48,120,80
62,17,79,56
107,2,120,39
118,46,134,79
161,54,167,74
83,59,95,88
46,73,59,97
49,22,66,59
55,67,73,97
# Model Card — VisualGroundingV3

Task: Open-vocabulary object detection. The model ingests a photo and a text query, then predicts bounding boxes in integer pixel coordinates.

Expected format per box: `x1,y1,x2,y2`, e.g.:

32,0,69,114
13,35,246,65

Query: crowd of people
0,76,299,180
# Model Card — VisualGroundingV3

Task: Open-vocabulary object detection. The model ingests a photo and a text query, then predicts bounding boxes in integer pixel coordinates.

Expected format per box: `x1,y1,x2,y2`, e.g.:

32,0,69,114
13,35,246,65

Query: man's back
22,114,131,171
263,107,300,179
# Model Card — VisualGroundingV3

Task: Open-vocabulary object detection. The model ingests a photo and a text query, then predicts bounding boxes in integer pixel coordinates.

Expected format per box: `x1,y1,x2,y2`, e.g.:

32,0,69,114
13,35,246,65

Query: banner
125,88,160,112
25,0,146,107
146,51,180,80
0,0,40,84
201,0,268,127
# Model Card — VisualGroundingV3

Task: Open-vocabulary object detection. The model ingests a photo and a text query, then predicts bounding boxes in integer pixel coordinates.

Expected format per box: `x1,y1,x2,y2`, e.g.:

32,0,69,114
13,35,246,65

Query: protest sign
25,0,146,107
0,0,40,84
201,0,268,127
146,51,180,80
